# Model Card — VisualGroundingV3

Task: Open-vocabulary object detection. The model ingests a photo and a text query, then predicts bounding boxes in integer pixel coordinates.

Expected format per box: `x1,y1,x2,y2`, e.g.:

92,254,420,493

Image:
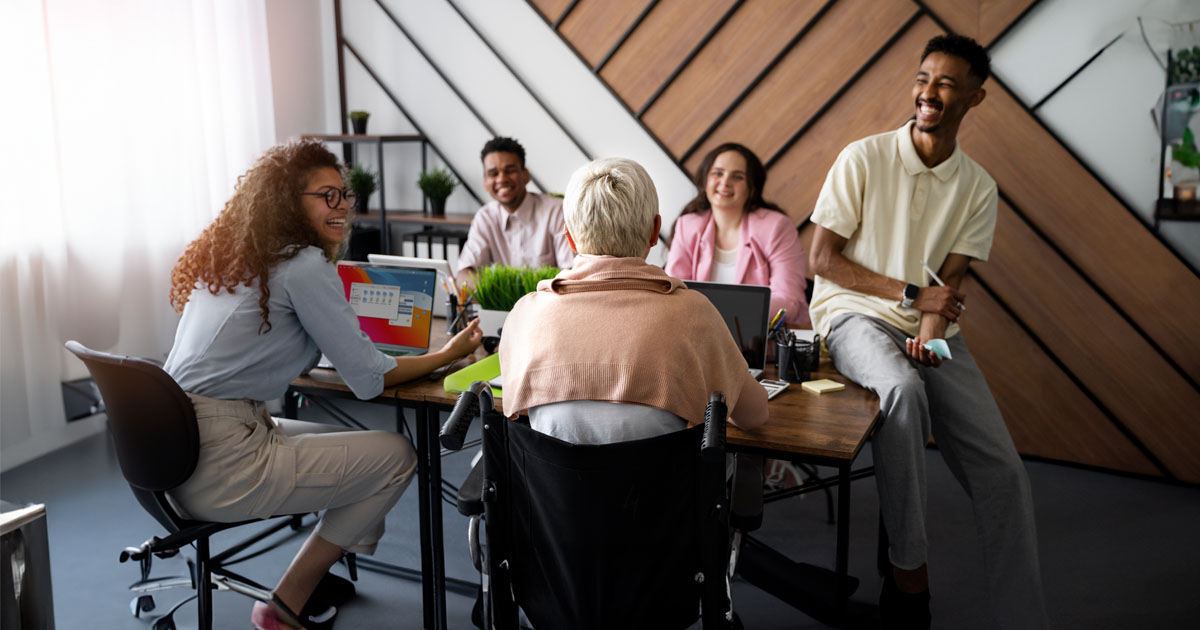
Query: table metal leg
415,405,447,630
415,406,435,629
835,463,851,623
284,389,298,419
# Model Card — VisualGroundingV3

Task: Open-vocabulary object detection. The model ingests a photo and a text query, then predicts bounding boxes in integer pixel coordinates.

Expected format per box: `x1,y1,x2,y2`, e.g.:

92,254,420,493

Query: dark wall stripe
677,0,839,165
983,0,1044,48
554,0,581,28
1031,31,1122,111
595,0,660,73
996,188,1200,395
445,0,594,160
342,41,483,205
764,9,921,169
372,0,550,194
523,0,695,185
969,271,1176,479
636,0,744,117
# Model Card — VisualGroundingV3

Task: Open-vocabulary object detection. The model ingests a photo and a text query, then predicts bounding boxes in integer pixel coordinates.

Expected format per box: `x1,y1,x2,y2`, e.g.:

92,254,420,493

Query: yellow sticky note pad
801,379,845,394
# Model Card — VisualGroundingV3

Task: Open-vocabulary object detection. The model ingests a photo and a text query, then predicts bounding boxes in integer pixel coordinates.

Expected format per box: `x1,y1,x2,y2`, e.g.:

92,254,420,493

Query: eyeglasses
300,187,357,209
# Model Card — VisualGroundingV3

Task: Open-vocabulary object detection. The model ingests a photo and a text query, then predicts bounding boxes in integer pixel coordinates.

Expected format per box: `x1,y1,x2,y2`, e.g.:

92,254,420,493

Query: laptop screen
336,262,438,356
685,280,771,372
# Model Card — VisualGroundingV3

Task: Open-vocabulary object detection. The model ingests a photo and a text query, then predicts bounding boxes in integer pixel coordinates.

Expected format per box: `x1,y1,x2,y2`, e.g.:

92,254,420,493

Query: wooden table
290,333,881,628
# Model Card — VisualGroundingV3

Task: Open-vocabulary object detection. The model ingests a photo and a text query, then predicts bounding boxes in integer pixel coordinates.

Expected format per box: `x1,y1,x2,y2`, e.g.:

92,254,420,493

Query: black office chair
64,341,333,630
440,382,763,630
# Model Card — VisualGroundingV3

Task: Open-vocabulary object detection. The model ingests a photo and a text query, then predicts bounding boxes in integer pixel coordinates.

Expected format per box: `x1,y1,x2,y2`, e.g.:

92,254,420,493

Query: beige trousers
169,394,417,554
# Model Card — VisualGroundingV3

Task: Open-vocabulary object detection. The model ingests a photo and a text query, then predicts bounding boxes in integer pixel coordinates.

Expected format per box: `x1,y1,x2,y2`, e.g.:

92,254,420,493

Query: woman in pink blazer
665,143,810,326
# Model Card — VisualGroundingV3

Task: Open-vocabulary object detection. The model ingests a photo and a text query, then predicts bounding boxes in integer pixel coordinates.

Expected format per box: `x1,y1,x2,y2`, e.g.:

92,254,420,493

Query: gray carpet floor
3,397,1198,629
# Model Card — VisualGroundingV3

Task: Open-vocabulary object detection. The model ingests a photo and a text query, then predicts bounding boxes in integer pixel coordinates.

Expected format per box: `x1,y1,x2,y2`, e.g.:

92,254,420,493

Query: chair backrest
64,341,200,493
481,411,729,630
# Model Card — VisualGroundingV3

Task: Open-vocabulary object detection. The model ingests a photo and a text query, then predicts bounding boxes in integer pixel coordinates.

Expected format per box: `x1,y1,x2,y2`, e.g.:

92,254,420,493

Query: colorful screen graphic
337,263,437,355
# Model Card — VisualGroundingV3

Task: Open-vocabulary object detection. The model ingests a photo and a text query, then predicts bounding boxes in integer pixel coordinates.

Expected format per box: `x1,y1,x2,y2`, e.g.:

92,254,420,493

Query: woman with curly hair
163,139,481,630
665,142,809,325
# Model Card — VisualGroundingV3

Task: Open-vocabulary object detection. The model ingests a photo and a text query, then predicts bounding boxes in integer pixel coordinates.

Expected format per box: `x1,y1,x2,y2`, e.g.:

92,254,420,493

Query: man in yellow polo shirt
808,35,1046,630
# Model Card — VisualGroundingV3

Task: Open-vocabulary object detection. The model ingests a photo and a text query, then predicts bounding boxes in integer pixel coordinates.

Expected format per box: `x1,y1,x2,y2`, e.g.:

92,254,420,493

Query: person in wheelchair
164,139,482,630
499,157,768,443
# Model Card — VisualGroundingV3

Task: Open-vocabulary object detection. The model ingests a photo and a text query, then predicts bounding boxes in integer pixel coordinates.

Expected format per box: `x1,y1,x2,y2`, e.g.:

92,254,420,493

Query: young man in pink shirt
455,137,575,288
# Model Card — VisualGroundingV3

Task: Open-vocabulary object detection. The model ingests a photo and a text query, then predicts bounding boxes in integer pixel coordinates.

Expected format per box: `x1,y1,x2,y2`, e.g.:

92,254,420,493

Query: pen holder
775,334,821,383
775,342,808,383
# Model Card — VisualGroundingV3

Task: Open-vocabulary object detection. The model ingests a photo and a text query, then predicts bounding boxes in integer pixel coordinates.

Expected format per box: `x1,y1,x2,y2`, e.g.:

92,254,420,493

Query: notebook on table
685,280,771,379
334,261,439,357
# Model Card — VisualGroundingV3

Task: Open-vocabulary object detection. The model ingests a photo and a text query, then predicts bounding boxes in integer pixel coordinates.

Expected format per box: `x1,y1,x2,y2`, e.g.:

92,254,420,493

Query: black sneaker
300,572,356,630
879,573,930,630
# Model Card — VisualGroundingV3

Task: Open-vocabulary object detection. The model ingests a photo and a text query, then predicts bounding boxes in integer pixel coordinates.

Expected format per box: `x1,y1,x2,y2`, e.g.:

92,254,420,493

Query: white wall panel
990,0,1141,106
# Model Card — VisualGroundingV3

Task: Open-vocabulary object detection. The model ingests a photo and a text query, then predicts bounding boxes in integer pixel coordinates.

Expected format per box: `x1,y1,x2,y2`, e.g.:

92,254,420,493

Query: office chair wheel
130,594,155,617
151,613,177,630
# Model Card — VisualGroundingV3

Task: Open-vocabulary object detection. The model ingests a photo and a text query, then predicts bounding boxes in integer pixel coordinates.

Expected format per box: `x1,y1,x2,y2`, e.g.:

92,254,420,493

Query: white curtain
0,0,277,470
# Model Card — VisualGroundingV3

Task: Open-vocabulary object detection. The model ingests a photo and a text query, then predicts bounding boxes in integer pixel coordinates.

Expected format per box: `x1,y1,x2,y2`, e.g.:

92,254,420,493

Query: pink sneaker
251,595,305,630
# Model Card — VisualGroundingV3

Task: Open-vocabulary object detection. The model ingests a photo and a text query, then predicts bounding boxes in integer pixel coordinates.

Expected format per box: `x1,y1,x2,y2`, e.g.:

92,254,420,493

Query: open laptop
368,254,454,316
335,261,439,357
686,280,771,379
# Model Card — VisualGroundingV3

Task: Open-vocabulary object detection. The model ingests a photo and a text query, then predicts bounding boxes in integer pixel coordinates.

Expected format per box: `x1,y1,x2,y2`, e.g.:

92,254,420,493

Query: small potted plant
1171,126,1200,202
469,264,559,338
348,110,370,135
418,167,459,216
347,165,377,214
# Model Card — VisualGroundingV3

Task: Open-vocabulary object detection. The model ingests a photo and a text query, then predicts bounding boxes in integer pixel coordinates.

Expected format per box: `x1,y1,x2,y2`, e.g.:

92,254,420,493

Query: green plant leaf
347,165,377,197
470,264,559,311
418,168,459,199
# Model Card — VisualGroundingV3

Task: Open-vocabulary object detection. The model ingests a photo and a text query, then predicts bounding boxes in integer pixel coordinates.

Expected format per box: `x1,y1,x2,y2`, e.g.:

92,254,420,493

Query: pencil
920,260,966,311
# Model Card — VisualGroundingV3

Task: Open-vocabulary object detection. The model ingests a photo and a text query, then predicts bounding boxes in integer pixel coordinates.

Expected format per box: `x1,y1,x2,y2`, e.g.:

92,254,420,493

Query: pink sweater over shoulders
499,255,757,426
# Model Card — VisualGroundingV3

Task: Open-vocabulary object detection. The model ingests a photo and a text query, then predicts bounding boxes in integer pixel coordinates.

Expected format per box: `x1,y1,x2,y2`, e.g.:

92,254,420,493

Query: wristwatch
901,283,919,308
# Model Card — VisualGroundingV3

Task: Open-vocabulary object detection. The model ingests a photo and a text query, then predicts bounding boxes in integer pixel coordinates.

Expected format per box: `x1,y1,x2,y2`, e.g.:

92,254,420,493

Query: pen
920,260,966,311
769,308,786,331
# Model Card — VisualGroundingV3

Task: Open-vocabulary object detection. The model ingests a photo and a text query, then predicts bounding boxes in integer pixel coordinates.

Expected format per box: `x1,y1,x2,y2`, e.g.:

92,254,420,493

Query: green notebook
443,353,502,398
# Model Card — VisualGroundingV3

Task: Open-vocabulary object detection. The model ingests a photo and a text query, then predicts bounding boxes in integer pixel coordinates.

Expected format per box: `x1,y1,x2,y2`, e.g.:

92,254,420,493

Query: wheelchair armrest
441,381,493,450
731,453,764,532
456,459,485,517
701,392,727,464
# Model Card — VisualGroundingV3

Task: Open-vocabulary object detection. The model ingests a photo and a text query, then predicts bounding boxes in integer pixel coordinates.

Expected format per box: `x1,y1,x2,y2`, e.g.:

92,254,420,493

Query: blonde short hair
562,158,658,258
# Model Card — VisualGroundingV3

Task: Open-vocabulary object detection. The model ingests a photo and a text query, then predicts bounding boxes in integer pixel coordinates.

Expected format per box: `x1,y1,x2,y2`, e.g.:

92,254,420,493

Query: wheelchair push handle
440,380,493,450
701,391,727,463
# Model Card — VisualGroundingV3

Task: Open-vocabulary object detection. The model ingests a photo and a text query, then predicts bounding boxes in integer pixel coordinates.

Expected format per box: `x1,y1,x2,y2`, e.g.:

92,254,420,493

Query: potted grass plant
348,110,370,135
347,165,377,214
418,167,459,216
470,264,559,338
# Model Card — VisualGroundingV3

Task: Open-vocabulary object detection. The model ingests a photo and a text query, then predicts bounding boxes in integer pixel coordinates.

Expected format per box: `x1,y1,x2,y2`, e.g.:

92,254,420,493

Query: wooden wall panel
641,0,827,158
600,0,736,111
764,16,940,223
958,276,1160,476
683,0,917,176
559,0,654,68
979,202,1200,481
530,0,573,25
921,0,1038,46
959,87,1200,384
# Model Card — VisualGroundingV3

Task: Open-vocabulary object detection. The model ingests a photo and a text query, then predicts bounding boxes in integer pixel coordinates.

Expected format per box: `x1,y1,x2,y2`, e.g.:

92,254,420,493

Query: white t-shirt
529,400,686,445
808,121,998,338
710,246,739,284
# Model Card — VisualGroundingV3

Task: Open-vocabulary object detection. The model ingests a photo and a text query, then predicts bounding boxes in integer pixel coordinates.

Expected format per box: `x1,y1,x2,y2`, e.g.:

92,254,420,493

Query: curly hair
922,34,990,84
480,136,526,167
169,139,343,333
677,142,783,221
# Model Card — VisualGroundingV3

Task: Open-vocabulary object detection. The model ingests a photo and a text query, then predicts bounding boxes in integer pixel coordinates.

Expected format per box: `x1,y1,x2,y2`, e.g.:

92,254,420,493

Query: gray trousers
170,394,417,555
826,314,1047,629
